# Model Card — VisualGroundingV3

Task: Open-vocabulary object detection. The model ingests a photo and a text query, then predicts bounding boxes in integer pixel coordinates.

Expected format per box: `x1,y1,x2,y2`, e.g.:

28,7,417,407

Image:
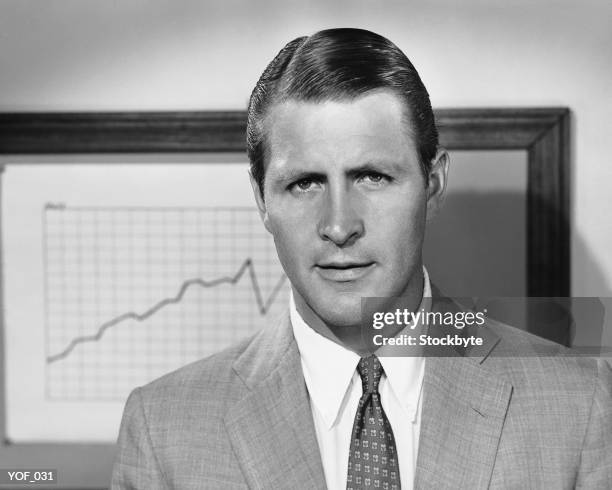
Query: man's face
252,90,447,332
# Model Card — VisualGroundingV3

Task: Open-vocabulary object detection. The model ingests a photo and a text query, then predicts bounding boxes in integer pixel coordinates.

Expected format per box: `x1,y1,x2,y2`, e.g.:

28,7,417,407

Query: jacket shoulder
483,317,608,390
134,333,256,417
113,330,264,488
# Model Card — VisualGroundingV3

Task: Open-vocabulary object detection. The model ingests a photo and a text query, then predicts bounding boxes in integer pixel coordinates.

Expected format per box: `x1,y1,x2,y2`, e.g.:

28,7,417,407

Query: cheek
369,191,427,236
266,210,309,261
266,196,317,236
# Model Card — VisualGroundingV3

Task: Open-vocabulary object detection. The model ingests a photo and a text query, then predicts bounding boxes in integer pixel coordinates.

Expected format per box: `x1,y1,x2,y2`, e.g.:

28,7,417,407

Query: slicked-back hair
246,28,439,197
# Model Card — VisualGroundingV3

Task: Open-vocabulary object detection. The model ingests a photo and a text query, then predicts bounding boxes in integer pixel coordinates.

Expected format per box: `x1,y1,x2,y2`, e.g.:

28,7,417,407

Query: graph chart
44,205,289,401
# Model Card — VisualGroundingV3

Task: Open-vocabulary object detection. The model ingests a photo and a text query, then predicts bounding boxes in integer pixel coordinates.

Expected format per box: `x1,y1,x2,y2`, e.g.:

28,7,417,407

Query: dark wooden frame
0,107,570,489
0,107,571,297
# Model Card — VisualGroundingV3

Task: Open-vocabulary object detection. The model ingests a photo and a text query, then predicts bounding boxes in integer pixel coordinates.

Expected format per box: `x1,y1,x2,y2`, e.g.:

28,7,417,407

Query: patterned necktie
346,355,401,490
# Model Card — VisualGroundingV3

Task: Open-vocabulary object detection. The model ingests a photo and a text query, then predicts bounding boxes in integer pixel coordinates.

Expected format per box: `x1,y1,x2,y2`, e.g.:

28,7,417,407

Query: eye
295,178,314,190
358,171,391,185
364,173,383,183
289,177,320,193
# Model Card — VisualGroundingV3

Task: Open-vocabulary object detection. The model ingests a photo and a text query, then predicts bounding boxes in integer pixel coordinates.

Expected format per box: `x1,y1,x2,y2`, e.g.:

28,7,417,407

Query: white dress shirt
290,267,431,490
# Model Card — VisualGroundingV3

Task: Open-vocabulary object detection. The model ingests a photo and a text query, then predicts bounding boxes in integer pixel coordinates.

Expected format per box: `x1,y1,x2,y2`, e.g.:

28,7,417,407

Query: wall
0,1,610,307
0,1,610,484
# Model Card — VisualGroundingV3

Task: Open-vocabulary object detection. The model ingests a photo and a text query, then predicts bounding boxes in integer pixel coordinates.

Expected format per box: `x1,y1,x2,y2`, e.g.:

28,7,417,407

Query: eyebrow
346,161,406,176
272,169,327,185
272,160,406,183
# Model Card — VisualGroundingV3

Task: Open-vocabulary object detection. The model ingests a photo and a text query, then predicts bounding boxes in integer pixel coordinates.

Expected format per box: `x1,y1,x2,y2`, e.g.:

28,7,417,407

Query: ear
249,171,272,233
425,148,450,222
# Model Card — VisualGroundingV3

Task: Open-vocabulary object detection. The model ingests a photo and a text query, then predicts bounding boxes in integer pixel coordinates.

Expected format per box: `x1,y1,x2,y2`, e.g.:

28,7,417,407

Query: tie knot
357,355,384,394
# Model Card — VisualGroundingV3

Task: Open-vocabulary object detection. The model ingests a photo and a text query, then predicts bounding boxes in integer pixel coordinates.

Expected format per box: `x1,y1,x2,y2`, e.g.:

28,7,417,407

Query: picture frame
0,107,570,489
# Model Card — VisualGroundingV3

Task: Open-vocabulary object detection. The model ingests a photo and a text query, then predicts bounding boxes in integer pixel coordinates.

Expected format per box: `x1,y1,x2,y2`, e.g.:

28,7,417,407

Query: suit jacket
111,304,612,489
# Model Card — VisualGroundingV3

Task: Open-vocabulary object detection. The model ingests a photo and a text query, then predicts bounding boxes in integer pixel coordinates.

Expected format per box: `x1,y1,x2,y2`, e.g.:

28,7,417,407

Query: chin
312,294,364,328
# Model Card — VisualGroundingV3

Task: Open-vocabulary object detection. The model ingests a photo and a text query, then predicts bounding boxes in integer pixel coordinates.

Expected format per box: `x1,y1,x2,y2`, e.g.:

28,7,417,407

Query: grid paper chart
44,206,289,401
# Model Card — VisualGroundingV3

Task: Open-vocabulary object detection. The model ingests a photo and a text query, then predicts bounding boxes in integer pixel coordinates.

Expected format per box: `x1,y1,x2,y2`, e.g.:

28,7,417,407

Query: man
111,28,612,489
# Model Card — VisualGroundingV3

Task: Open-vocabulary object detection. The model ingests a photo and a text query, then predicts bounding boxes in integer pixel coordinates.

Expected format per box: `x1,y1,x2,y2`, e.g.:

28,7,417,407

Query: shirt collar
291,266,431,428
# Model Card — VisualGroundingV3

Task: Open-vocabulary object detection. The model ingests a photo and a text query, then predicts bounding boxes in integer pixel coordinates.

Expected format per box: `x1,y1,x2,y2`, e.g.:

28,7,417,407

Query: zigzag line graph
46,259,287,364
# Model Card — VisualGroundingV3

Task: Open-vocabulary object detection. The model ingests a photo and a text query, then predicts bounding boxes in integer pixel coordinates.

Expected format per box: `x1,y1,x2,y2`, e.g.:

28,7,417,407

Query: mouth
314,262,376,282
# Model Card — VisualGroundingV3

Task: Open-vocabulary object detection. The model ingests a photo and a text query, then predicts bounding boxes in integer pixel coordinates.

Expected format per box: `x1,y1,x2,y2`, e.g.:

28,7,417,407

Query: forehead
264,91,417,168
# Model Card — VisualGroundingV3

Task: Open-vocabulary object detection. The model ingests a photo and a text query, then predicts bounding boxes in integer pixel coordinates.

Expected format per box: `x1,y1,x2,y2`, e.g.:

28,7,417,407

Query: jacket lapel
414,294,513,489
224,313,327,490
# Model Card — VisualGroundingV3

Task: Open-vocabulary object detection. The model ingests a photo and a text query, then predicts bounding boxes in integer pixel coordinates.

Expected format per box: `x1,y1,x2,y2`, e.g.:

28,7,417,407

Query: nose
318,187,365,247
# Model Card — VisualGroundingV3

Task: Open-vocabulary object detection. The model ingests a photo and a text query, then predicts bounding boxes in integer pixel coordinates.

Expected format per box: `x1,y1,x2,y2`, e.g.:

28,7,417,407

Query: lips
315,261,375,282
